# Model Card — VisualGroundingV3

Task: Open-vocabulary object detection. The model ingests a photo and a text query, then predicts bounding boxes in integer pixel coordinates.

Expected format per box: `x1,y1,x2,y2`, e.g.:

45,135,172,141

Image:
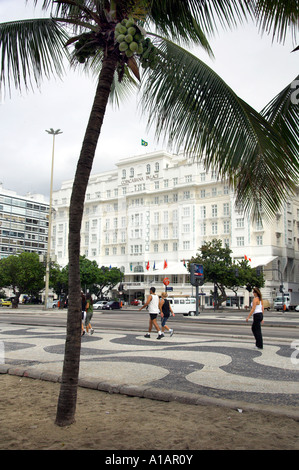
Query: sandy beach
1,374,299,451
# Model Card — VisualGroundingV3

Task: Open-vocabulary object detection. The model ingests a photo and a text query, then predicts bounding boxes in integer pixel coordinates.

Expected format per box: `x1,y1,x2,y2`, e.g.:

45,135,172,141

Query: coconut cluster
115,18,144,58
139,37,159,69
74,33,97,63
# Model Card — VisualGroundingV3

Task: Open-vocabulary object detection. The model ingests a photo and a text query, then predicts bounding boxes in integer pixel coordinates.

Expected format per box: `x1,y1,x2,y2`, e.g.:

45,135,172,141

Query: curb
1,363,299,422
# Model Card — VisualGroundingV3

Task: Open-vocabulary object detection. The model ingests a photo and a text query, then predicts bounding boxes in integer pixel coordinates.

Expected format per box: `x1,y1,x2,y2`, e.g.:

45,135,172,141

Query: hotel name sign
121,173,159,186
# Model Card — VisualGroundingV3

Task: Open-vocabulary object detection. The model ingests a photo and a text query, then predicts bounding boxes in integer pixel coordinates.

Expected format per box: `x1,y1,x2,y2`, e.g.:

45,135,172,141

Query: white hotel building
51,150,299,306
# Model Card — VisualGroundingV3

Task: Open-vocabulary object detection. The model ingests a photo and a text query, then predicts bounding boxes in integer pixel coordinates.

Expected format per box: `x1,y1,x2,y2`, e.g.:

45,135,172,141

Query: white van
167,297,197,316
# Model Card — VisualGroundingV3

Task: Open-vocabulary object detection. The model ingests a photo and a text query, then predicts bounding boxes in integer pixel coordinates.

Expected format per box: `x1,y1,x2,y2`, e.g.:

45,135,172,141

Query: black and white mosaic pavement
1,324,299,409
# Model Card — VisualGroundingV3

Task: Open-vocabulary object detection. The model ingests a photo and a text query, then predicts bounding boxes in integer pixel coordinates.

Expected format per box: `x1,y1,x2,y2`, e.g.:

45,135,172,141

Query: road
1,305,298,344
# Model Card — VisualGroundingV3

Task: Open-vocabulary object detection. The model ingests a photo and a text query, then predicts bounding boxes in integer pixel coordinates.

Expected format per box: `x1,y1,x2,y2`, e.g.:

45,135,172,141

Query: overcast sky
0,0,298,200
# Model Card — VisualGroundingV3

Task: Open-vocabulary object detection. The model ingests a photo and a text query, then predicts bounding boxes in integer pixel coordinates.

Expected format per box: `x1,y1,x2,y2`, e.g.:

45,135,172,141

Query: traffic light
190,263,204,286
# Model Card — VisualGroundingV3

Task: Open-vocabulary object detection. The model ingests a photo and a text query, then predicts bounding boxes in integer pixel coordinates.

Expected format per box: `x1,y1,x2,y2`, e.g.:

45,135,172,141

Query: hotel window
237,236,244,246
223,220,230,234
256,219,263,230
212,222,218,235
155,162,159,172
212,204,218,217
146,164,150,174
130,167,134,177
257,235,263,246
183,207,190,217
122,169,126,179
223,203,229,216
236,218,244,228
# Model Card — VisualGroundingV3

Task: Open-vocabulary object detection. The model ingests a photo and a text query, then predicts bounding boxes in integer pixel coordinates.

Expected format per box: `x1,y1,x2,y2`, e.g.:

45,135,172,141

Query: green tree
190,240,265,308
0,0,298,426
49,262,68,297
96,266,124,298
227,259,265,308
51,256,111,296
0,252,45,304
190,239,233,307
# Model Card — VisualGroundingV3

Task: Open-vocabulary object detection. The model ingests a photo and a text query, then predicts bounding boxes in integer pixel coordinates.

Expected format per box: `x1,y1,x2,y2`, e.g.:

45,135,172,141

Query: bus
167,297,197,316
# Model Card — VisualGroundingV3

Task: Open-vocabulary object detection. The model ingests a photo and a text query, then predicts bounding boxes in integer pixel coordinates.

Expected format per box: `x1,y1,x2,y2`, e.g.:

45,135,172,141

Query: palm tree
0,0,298,426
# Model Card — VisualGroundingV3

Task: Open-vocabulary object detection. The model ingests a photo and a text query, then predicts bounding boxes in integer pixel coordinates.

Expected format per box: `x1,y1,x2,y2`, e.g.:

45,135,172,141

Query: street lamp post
44,128,62,309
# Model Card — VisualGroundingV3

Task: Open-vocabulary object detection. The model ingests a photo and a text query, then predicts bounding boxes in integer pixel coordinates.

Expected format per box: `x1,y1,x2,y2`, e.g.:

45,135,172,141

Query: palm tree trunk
55,51,119,427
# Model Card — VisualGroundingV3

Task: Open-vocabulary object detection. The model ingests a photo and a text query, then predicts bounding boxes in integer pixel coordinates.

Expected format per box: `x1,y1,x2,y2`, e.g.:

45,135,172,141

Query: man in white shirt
139,287,163,339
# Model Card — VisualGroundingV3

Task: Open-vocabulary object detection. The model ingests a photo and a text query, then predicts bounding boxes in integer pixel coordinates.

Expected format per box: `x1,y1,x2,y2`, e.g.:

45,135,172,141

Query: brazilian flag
141,139,148,146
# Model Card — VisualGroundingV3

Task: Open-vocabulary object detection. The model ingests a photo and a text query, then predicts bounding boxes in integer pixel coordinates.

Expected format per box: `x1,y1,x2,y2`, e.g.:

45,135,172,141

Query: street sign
190,263,204,286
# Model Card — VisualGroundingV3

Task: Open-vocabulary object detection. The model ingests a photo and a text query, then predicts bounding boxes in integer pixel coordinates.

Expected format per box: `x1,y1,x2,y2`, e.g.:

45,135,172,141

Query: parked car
130,299,140,306
0,299,12,307
93,300,109,310
102,301,122,310
52,299,59,308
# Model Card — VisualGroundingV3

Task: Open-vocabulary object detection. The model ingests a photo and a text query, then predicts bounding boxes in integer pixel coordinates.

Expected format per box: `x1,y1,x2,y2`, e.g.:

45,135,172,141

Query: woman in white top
246,287,264,349
139,287,163,339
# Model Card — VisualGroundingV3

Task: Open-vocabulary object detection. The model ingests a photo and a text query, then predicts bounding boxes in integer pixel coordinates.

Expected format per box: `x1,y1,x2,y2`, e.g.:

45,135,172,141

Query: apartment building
51,151,299,306
0,185,49,259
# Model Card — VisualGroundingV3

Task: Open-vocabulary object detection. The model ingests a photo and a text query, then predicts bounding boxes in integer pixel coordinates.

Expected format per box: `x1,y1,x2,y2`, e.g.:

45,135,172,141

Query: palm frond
261,75,299,160
140,39,299,218
149,0,251,38
0,18,69,94
251,0,299,44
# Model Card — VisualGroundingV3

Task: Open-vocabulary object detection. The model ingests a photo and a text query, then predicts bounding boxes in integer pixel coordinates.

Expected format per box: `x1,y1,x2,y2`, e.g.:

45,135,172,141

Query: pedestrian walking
139,287,163,339
159,292,174,337
85,293,94,335
246,287,264,349
81,292,86,336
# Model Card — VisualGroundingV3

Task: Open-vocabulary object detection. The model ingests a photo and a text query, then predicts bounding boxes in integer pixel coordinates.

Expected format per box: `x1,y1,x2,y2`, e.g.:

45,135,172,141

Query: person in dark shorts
139,287,163,339
159,292,174,338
